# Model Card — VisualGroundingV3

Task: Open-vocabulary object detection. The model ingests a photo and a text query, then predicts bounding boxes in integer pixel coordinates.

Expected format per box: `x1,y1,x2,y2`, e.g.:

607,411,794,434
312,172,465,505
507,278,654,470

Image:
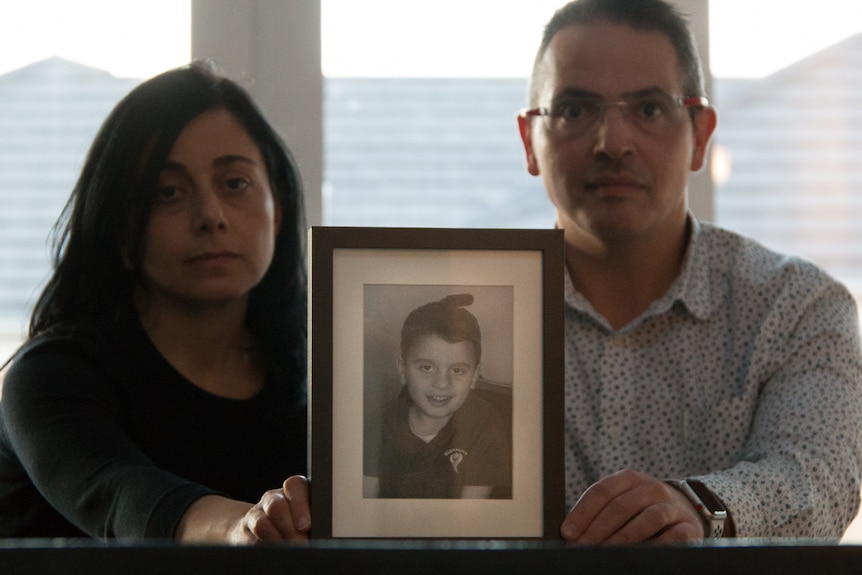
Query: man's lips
585,175,645,191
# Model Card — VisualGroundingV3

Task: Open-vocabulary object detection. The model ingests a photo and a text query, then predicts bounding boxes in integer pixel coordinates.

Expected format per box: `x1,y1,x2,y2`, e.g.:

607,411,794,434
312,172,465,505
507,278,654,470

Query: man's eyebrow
551,87,602,102
551,86,671,102
625,86,673,99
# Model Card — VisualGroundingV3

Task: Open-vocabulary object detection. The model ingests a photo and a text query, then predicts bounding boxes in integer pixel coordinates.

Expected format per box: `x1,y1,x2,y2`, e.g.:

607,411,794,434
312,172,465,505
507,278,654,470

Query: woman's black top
0,314,306,539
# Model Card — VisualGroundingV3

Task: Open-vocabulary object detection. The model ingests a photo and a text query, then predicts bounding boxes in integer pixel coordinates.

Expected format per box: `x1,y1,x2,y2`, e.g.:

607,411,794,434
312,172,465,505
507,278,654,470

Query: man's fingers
561,470,643,541
561,470,705,544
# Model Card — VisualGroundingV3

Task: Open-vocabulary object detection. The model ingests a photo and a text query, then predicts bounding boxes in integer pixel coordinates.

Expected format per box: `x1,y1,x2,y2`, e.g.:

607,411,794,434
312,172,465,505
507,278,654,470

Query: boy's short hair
400,294,482,364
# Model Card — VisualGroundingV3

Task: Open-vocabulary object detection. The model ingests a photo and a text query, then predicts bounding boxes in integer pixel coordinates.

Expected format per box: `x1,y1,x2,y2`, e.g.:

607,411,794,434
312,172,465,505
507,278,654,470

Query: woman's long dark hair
28,62,307,399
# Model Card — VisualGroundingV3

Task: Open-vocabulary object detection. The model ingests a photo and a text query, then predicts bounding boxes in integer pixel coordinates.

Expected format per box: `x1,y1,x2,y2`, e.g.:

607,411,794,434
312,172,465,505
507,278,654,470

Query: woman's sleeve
1,340,213,539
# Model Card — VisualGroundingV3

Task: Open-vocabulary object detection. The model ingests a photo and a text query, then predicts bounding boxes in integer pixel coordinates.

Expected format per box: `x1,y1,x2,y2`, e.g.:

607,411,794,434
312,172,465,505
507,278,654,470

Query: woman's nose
194,189,227,232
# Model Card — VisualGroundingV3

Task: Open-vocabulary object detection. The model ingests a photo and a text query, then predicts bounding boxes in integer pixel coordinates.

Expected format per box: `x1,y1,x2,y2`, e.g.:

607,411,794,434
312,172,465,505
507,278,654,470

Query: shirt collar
667,215,712,321
563,214,713,329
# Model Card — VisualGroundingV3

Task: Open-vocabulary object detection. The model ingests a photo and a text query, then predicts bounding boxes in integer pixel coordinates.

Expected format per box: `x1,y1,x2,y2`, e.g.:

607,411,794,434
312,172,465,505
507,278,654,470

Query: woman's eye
224,177,250,193
155,185,181,203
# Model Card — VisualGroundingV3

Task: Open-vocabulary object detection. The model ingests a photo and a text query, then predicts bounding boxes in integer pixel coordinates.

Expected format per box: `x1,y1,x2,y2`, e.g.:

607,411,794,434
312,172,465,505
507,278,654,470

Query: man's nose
593,104,634,159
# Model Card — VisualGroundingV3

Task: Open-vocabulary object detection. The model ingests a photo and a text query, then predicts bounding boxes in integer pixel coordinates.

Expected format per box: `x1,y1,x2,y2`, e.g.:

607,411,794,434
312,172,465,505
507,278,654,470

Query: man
517,0,862,543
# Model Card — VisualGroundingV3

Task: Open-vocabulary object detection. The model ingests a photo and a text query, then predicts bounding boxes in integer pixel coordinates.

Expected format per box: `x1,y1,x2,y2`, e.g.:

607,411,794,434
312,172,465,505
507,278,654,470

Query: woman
0,62,310,542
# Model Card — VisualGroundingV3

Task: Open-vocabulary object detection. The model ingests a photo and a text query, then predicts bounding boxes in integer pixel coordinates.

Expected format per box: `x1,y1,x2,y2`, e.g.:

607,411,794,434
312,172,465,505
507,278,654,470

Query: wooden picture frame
309,227,565,539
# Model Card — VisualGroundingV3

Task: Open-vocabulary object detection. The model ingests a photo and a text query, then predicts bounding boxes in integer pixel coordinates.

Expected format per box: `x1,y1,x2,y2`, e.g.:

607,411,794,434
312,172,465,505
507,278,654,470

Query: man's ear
517,114,541,177
690,106,718,173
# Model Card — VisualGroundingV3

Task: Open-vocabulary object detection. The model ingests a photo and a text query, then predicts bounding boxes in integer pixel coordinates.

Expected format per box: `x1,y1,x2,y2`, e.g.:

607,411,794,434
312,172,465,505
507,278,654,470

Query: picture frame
309,227,565,539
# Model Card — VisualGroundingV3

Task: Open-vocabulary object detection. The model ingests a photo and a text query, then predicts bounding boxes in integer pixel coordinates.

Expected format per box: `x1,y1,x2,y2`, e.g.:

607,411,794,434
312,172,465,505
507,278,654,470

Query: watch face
687,480,725,514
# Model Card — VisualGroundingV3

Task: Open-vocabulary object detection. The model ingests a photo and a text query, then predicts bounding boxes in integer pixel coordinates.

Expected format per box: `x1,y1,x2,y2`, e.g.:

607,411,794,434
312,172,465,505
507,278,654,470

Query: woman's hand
232,475,311,543
177,475,311,544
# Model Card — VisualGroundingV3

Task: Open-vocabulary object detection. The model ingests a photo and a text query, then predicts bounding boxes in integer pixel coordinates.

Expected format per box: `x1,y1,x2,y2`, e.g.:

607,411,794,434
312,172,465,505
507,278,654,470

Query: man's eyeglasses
519,93,709,136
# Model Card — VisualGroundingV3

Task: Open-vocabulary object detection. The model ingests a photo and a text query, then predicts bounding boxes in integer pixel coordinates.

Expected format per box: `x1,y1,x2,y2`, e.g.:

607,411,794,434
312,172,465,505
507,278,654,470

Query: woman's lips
187,251,240,264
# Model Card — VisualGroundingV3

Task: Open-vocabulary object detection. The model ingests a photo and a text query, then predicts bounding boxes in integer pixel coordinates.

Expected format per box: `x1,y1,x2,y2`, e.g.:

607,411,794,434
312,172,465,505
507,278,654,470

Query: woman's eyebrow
159,154,259,174
213,154,258,168
158,161,188,176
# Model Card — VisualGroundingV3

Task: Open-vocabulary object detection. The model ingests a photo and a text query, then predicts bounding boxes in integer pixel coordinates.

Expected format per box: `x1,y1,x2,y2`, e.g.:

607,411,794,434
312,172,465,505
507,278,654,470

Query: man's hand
560,469,704,544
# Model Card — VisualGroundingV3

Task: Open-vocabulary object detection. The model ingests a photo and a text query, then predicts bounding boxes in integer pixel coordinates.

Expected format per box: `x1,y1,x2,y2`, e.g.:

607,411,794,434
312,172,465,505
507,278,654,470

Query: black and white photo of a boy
364,293,511,499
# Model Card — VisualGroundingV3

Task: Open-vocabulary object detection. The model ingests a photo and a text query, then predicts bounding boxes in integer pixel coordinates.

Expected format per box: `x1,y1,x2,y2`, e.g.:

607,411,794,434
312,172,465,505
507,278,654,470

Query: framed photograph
309,227,565,539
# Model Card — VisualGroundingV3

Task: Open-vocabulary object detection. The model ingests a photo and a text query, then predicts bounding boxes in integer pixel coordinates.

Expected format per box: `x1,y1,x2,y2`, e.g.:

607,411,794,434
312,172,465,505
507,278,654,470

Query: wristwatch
667,479,728,538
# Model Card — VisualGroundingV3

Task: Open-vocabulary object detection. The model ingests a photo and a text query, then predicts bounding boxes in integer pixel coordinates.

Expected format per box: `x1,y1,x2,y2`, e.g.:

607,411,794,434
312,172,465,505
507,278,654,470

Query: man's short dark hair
529,0,705,106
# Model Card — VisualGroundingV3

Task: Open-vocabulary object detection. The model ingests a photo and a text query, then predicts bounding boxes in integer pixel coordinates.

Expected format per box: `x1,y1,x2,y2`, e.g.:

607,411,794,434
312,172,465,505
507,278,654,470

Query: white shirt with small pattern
564,217,862,538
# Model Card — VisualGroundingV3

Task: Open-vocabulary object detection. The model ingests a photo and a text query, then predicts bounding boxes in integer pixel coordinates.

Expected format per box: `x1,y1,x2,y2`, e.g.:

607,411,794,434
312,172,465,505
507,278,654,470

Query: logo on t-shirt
445,448,468,473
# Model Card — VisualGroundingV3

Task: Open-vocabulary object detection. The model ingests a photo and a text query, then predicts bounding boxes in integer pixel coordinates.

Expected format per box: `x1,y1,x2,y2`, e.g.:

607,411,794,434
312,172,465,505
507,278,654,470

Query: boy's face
399,334,479,423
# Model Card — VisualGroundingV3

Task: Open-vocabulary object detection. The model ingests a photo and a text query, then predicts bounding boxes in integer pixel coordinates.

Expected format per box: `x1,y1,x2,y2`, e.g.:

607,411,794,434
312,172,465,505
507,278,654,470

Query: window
710,0,862,309
0,1,189,361
321,0,563,228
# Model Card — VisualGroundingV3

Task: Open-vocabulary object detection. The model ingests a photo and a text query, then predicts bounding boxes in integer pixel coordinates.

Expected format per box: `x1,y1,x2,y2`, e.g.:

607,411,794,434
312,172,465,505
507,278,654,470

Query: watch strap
667,479,727,538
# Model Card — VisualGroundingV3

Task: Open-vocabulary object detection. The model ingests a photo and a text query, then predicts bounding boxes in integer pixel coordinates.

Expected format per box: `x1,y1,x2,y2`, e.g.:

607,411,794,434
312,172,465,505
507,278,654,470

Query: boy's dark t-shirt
365,387,510,498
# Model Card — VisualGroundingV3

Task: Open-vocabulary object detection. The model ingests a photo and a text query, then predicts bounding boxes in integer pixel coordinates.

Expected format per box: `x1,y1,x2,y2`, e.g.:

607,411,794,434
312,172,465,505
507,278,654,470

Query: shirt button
607,425,622,441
